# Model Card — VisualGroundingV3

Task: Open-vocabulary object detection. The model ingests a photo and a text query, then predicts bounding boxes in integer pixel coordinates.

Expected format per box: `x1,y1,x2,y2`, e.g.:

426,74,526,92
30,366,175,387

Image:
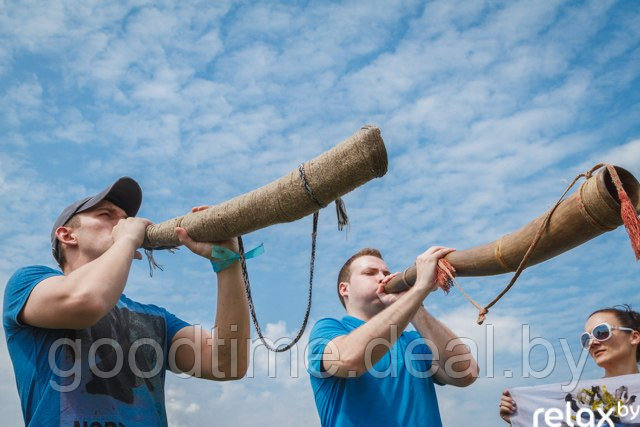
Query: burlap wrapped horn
143,125,388,248
385,165,640,296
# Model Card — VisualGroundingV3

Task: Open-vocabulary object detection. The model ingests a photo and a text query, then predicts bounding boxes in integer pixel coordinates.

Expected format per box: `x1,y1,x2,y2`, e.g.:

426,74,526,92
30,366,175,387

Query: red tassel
607,165,640,261
618,189,640,260
436,259,456,293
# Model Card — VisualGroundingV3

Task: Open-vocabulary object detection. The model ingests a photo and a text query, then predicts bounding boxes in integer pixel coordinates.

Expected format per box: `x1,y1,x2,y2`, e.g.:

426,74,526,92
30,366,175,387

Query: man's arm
322,246,454,378
411,306,479,387
324,285,431,377
21,218,150,329
169,214,250,381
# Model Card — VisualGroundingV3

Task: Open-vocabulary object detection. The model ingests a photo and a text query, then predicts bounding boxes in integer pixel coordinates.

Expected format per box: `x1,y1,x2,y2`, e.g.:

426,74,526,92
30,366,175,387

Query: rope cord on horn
237,212,316,352
449,164,607,324
238,163,349,352
298,163,349,231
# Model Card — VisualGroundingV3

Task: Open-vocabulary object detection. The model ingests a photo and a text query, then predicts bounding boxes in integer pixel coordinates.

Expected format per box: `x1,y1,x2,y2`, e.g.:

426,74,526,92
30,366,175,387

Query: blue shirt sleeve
163,309,190,343
3,265,62,331
307,318,349,378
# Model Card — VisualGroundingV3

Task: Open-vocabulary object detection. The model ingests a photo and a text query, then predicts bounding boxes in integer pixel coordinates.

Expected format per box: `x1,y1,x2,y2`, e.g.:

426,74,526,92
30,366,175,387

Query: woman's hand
499,389,516,424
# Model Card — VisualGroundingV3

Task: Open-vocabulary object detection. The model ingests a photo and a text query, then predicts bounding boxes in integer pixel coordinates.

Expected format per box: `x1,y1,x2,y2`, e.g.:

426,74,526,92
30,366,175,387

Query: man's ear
339,282,349,300
631,330,640,347
56,226,78,248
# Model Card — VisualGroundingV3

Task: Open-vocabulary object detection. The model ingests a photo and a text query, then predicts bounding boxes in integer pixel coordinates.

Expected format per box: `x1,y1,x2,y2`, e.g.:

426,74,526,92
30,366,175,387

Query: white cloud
439,306,526,357
1,79,45,129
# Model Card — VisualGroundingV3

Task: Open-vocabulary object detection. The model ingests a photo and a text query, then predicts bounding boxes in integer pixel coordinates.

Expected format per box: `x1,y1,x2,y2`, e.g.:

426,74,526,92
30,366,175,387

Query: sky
1,0,639,425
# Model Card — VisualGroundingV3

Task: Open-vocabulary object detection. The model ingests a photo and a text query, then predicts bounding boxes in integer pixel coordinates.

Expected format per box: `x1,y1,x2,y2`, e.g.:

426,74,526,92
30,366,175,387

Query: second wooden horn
385,165,640,293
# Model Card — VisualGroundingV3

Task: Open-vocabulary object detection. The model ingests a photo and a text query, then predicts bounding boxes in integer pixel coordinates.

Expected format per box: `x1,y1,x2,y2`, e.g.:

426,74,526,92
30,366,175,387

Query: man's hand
175,206,239,259
376,246,456,306
413,246,456,293
376,272,403,307
112,217,152,260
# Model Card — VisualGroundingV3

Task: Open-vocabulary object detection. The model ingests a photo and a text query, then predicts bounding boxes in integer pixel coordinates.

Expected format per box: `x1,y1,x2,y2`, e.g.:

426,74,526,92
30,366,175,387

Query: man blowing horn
3,177,250,426
307,246,479,426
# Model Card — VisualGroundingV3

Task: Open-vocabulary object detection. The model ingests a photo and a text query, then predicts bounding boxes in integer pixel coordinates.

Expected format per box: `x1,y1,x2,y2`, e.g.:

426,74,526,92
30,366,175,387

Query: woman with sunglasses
499,304,640,424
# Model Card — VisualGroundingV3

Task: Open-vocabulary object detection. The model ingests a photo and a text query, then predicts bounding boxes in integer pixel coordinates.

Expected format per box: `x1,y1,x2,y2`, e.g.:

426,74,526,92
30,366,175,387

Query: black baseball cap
51,177,142,261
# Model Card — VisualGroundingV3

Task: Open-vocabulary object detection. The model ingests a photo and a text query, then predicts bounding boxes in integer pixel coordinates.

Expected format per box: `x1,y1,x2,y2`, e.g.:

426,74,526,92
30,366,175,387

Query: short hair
588,304,640,363
54,215,81,270
336,248,383,308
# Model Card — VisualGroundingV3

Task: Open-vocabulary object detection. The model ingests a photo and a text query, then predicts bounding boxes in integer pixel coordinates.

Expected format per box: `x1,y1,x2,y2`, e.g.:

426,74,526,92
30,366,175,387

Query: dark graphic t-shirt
3,265,190,426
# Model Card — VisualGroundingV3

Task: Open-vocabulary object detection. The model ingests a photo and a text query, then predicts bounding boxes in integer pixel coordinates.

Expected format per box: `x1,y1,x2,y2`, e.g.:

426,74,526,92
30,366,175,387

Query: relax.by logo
532,402,640,427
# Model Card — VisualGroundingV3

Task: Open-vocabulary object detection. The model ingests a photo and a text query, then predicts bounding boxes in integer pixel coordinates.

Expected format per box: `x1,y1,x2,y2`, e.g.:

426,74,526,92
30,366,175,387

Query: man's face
70,200,128,260
342,255,390,315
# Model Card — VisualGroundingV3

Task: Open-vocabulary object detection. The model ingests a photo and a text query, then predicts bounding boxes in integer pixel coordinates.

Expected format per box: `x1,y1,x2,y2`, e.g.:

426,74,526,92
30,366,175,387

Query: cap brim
82,177,142,218
51,177,142,260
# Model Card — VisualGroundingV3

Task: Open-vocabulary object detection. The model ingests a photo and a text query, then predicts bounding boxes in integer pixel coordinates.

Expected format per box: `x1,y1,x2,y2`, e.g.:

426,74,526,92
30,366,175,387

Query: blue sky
1,1,639,425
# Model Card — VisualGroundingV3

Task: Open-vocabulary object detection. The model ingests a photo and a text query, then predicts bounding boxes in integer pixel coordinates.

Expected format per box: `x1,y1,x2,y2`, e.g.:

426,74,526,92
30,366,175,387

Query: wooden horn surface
385,165,640,293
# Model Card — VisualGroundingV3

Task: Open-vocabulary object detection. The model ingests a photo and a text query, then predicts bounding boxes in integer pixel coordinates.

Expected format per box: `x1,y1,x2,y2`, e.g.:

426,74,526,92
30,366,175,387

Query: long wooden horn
143,125,388,249
385,165,640,294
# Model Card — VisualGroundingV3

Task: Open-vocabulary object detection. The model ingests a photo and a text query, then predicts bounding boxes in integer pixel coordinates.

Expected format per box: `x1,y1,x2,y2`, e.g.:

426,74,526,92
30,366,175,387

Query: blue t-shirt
3,265,191,426
307,315,443,427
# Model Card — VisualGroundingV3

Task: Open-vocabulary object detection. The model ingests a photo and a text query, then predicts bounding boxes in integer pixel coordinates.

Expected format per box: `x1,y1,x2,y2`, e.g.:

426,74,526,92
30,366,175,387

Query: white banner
510,373,640,427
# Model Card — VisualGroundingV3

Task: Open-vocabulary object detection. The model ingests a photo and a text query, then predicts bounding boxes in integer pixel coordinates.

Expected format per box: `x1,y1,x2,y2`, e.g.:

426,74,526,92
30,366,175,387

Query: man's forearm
411,307,466,357
328,286,430,376
412,306,478,385
60,239,138,320
212,262,250,375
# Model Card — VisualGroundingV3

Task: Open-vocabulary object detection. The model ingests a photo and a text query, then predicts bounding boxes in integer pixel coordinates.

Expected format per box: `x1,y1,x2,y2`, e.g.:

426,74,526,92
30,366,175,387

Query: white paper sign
510,373,640,427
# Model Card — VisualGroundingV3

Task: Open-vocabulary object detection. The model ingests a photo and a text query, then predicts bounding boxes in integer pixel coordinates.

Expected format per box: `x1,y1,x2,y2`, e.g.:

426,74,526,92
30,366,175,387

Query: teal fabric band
210,243,265,273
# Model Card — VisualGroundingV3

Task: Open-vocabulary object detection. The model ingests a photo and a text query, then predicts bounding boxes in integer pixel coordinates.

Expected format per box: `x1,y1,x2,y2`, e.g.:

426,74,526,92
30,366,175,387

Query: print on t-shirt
59,306,168,425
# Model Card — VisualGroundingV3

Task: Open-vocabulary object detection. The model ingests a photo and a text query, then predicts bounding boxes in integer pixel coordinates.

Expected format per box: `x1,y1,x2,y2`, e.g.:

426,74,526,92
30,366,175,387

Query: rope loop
243,162,353,352
476,307,489,325
458,164,612,324
239,212,317,353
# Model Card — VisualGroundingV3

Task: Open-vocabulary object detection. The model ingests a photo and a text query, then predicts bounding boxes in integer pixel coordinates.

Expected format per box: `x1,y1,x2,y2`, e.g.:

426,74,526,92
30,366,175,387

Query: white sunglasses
580,322,635,349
